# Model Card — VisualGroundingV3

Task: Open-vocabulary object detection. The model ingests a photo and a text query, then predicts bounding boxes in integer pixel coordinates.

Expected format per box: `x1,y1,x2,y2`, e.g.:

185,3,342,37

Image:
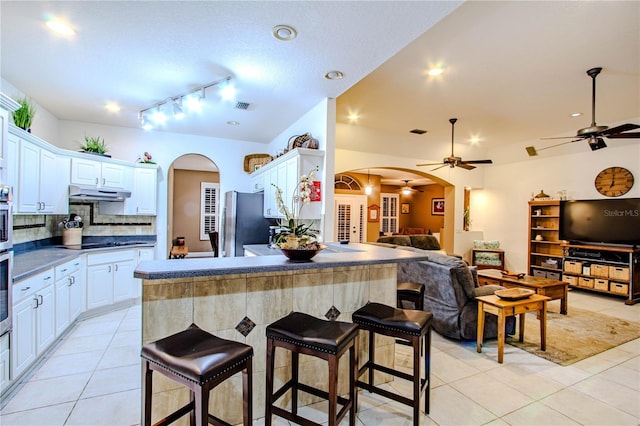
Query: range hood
69,184,132,202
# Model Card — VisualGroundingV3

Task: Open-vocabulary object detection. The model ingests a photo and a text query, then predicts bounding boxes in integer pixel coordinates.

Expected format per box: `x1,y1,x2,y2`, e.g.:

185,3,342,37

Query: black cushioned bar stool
352,302,432,426
397,282,425,311
141,323,253,426
265,311,359,426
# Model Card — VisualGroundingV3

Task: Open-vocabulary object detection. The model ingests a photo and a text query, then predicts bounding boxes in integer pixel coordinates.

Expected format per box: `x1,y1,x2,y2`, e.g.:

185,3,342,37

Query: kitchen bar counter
137,242,427,423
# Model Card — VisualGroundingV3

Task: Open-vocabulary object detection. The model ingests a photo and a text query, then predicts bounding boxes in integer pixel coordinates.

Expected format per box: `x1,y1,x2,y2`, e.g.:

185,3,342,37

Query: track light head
172,99,185,120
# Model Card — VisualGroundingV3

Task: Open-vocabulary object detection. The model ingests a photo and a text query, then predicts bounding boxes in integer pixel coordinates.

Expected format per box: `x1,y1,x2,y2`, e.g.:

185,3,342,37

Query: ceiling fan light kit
528,67,640,156
416,118,492,170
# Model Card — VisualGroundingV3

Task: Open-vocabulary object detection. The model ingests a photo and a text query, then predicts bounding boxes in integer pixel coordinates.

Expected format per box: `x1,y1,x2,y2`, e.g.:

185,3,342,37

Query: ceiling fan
526,67,640,156
398,180,423,195
417,118,493,170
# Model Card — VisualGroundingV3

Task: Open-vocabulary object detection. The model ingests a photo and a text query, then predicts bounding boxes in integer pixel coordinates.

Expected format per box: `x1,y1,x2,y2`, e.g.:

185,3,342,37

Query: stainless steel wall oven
0,185,13,336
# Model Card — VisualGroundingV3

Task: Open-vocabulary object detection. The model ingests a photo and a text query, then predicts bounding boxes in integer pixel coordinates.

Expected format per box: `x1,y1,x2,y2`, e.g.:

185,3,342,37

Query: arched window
334,174,362,191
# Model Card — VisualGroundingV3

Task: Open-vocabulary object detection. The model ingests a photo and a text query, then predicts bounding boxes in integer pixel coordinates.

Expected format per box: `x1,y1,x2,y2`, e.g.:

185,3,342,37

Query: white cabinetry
70,157,128,189
253,148,324,219
135,247,154,297
17,138,69,214
11,269,55,379
0,94,19,174
55,258,84,336
86,250,136,309
125,166,157,215
0,332,9,391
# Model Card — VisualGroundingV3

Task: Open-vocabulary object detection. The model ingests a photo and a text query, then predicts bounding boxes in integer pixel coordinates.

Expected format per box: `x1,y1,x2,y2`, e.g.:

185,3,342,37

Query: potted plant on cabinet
12,97,36,132
79,135,110,157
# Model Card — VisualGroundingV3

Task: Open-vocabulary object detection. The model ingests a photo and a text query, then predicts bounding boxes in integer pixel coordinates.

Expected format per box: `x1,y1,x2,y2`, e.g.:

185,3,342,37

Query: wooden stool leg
350,339,358,425
243,359,252,426
292,351,299,415
412,335,420,426
424,327,431,414
189,390,196,426
265,338,275,426
142,360,153,426
194,385,208,426
368,329,375,387
328,354,338,426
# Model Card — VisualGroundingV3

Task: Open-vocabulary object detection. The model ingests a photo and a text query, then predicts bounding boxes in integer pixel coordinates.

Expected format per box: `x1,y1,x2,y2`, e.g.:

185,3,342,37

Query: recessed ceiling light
46,19,75,36
324,70,344,80
104,103,121,112
272,25,297,41
227,121,240,126
571,112,583,117
427,67,444,76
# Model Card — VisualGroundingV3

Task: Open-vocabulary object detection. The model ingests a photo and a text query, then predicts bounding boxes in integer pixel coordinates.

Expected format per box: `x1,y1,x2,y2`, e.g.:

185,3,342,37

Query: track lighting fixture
138,76,233,130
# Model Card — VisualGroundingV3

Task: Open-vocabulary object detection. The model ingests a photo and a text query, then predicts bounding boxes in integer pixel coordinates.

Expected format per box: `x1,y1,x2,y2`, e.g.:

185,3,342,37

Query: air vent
410,129,427,135
235,101,251,110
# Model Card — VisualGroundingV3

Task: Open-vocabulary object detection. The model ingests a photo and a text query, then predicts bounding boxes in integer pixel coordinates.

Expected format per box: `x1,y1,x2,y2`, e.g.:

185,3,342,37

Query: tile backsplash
13,202,156,244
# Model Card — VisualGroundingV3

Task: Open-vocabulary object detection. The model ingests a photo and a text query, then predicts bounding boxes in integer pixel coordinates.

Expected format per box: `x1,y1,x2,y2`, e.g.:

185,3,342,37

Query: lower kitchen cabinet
87,250,136,309
55,258,84,336
11,269,55,379
1,332,9,391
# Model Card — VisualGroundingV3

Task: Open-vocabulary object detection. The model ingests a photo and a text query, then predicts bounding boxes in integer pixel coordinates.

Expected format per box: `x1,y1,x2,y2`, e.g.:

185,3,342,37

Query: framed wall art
431,198,445,216
401,203,410,214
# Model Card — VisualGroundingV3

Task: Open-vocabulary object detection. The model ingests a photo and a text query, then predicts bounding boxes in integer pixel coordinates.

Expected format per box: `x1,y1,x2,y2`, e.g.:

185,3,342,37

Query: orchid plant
272,166,319,249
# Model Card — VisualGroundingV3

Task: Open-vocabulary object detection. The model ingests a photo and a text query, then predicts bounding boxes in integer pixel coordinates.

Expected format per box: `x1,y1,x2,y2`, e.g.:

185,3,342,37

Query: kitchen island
134,242,428,423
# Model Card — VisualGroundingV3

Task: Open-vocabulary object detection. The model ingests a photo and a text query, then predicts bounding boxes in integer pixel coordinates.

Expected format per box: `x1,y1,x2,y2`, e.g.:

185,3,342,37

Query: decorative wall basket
243,153,272,173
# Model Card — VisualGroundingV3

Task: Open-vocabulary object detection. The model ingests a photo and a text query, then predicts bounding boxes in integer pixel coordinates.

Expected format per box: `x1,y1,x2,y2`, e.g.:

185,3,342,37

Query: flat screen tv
559,198,640,246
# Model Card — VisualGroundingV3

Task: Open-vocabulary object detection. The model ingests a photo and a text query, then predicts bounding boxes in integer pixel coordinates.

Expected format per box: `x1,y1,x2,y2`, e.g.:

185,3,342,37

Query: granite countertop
134,242,429,280
13,242,155,282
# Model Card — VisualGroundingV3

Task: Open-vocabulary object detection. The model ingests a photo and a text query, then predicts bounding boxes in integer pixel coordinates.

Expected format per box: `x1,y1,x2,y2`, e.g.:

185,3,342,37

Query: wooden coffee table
477,269,568,314
476,293,549,363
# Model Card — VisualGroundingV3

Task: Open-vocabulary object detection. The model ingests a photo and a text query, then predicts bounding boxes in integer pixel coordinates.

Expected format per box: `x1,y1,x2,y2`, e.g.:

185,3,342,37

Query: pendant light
365,169,373,195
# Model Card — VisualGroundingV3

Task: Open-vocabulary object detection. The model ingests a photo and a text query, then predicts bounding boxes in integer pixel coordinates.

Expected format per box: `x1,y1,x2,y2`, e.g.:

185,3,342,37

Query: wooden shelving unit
527,200,563,280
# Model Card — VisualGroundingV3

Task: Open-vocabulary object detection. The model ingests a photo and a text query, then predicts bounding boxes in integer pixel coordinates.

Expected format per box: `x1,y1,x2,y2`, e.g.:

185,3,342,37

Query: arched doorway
334,167,455,253
167,154,220,257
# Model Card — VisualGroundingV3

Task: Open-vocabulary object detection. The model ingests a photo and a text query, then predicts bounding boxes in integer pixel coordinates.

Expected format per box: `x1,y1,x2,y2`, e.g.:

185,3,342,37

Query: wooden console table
477,269,568,315
477,294,549,364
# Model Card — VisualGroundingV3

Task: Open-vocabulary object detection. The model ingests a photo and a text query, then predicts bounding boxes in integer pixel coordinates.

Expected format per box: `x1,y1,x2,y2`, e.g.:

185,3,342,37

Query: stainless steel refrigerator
222,191,270,256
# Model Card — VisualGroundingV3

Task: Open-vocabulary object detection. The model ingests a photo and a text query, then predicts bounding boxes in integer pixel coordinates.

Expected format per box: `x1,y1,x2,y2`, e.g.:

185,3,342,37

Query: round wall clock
594,167,634,197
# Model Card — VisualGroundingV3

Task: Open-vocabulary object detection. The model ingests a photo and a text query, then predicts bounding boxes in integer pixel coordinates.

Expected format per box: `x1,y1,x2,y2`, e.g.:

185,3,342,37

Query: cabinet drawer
579,277,594,289
610,282,629,295
594,279,609,291
590,264,609,278
478,277,501,287
13,270,54,304
55,258,80,280
532,269,547,278
564,261,582,274
87,250,135,265
563,275,578,286
609,266,630,281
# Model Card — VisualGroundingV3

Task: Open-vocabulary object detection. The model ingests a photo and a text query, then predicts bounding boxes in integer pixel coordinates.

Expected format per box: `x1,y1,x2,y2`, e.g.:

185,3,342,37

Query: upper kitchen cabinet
16,136,69,214
0,93,20,175
124,165,158,215
252,148,324,219
70,157,129,189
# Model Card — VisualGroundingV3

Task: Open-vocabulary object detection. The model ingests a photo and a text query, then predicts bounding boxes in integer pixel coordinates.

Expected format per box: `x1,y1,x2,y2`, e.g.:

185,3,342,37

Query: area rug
506,307,640,366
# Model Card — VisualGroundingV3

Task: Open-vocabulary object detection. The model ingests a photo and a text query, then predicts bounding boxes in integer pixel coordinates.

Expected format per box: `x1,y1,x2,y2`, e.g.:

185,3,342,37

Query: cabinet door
0,333,9,391
69,269,84,322
113,259,136,302
130,167,157,215
5,133,19,190
17,140,40,213
55,277,71,336
264,167,278,217
12,295,37,378
38,148,58,213
100,163,126,188
71,157,100,186
35,283,55,354
0,108,8,171
86,264,113,309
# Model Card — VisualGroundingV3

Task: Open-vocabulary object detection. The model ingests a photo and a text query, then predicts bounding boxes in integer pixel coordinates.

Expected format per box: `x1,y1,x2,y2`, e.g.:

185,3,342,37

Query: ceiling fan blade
463,159,493,164
526,139,579,156
606,131,640,139
430,164,448,172
540,135,581,140
416,162,444,167
456,163,476,170
601,123,640,136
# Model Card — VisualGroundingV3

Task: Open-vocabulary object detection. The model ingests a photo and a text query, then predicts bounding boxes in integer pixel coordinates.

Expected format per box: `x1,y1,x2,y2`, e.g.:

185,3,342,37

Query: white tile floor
1,290,639,425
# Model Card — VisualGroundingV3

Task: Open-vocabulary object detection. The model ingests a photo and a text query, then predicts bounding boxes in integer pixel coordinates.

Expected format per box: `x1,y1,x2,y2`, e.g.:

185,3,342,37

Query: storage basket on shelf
243,154,272,173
